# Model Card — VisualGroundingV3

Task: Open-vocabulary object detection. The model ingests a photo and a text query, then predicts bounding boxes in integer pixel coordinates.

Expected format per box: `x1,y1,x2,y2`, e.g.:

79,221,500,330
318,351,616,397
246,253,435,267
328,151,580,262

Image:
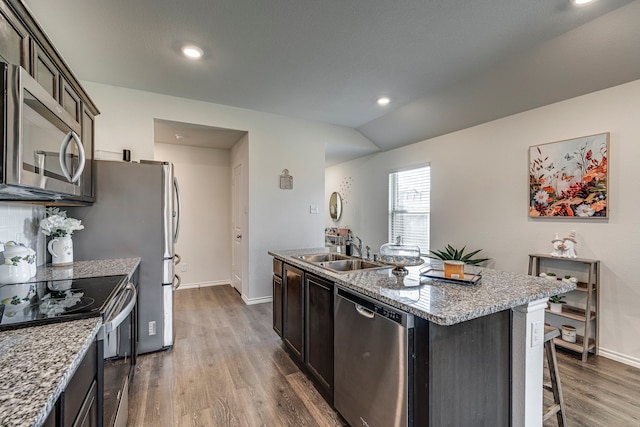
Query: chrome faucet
352,236,363,258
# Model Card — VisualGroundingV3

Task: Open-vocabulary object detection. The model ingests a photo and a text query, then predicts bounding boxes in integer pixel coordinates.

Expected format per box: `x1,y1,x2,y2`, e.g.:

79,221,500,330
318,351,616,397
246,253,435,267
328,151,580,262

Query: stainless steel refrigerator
68,159,182,354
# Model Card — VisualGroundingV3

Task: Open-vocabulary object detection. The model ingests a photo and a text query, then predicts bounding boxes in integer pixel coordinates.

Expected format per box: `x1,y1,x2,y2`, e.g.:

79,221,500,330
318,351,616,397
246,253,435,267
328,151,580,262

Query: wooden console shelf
528,253,600,362
553,335,596,354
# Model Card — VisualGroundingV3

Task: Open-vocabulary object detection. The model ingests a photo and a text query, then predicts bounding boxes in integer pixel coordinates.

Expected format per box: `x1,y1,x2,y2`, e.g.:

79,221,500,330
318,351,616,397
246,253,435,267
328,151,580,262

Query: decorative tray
419,268,482,285
378,255,424,268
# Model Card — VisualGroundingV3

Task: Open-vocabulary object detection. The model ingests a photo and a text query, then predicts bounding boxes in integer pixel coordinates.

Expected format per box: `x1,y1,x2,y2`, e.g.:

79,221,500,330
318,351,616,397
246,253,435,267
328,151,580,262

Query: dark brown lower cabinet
283,264,304,361
44,339,100,427
273,274,283,337
304,273,334,399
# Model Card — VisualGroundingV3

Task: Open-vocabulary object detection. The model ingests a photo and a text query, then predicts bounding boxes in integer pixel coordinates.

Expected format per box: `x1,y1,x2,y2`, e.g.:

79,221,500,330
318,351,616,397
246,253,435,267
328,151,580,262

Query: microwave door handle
70,132,86,184
173,177,182,243
103,283,137,334
59,132,73,182
58,131,86,183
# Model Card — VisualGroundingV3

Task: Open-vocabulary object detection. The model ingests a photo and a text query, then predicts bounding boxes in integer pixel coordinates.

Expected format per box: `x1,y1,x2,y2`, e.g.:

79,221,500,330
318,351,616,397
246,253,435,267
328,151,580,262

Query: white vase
549,302,563,313
47,235,74,266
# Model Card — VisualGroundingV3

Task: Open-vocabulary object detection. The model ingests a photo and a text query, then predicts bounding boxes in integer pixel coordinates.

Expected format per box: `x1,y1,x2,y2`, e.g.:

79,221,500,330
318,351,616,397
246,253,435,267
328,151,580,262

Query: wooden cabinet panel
283,264,304,361
80,105,95,202
305,273,334,397
63,340,97,427
273,274,283,337
0,2,29,68
72,380,98,427
31,41,59,100
61,78,81,123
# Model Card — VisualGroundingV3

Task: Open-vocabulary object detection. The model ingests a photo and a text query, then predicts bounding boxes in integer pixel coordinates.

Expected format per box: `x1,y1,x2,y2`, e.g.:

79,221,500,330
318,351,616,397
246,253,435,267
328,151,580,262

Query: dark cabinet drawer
63,340,97,427
273,258,283,277
305,273,334,398
273,274,283,337
283,264,304,361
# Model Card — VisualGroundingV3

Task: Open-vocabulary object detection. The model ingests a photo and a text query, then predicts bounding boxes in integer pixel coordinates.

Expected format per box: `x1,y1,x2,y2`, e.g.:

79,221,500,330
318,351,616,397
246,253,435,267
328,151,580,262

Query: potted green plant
427,245,489,265
548,295,565,313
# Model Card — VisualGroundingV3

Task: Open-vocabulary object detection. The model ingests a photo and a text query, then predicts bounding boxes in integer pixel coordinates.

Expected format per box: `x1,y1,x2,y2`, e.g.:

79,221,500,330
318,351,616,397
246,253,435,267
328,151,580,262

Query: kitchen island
270,248,575,427
0,257,140,427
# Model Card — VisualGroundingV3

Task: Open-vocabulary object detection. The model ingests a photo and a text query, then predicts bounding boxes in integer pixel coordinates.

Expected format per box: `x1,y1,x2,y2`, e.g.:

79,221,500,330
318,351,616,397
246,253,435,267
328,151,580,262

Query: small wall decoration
279,169,293,190
340,176,353,204
529,133,609,218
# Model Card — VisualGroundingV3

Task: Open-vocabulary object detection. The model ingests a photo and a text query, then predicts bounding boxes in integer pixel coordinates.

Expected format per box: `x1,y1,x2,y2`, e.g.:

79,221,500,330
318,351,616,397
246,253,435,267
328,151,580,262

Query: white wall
82,81,374,302
0,203,45,265
326,79,640,367
154,142,231,288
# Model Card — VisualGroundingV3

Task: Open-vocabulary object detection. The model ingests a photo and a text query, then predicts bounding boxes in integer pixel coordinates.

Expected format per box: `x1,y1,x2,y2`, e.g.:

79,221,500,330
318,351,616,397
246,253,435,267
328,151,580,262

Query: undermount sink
295,253,390,273
295,253,352,263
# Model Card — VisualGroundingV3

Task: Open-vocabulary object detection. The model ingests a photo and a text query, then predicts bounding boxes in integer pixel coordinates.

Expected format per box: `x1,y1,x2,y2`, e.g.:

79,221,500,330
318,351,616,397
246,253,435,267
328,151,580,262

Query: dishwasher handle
355,304,375,319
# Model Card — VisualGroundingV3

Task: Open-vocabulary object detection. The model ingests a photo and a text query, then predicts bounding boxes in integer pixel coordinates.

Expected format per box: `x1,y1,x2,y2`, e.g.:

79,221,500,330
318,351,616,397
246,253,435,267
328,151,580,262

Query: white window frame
388,165,431,254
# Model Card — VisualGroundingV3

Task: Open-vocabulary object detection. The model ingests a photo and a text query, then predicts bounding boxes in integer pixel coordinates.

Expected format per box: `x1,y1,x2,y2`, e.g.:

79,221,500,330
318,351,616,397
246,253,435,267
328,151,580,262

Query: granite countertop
0,318,102,427
32,258,141,282
269,248,576,326
0,257,141,427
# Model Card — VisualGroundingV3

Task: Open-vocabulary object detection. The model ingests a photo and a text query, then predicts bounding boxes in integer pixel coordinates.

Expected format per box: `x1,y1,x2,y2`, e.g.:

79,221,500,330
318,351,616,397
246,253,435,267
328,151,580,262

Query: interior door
231,163,243,294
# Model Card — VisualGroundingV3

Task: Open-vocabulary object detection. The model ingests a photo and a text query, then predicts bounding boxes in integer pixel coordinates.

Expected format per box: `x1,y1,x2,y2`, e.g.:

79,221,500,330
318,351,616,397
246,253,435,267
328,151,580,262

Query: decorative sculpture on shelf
562,231,578,258
550,233,565,257
549,230,578,258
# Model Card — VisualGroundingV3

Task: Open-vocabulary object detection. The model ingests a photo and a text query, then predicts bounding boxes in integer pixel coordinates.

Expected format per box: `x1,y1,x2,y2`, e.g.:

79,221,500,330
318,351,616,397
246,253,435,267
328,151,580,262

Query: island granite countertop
0,257,141,427
269,248,576,326
0,318,101,427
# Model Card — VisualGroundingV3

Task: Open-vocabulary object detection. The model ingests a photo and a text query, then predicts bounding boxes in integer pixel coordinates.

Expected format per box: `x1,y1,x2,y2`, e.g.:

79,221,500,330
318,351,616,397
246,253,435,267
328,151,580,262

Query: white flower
575,204,595,217
39,209,84,237
534,190,549,205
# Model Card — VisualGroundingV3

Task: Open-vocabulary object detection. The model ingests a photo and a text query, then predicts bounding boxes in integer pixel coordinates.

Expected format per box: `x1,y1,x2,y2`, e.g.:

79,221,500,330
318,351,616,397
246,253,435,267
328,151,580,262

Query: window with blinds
388,166,430,254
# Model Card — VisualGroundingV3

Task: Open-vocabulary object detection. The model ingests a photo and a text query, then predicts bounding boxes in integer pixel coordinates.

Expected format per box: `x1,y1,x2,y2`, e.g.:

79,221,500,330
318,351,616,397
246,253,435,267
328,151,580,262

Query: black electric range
0,275,127,331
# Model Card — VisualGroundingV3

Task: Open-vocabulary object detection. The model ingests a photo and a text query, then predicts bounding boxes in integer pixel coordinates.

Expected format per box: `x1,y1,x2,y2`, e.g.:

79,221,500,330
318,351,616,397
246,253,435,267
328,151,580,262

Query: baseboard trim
177,280,229,290
242,294,273,305
598,347,640,369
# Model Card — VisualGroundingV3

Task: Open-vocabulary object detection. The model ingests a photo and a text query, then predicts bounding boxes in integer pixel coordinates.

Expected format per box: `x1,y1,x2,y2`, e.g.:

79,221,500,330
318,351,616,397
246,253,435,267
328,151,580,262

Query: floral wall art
529,132,609,218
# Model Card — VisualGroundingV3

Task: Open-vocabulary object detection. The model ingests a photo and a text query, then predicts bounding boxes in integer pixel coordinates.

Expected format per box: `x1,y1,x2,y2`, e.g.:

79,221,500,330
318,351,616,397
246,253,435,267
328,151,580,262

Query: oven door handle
103,282,137,334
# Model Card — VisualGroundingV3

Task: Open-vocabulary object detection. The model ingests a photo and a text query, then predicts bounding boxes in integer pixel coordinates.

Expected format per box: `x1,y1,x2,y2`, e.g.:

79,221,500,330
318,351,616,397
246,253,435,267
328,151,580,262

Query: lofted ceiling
23,0,640,165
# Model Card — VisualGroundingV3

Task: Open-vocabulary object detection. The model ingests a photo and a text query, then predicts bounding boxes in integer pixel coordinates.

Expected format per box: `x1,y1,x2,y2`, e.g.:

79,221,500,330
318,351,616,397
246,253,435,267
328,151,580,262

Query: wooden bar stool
543,326,567,426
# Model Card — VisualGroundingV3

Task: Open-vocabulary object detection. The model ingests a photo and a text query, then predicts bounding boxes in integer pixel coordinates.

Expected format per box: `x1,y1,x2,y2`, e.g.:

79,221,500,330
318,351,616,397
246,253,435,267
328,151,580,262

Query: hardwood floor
544,348,640,427
128,285,345,427
129,285,640,427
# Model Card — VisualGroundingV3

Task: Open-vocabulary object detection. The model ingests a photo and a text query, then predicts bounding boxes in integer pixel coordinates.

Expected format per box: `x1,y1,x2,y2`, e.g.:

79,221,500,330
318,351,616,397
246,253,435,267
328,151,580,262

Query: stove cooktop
0,275,126,331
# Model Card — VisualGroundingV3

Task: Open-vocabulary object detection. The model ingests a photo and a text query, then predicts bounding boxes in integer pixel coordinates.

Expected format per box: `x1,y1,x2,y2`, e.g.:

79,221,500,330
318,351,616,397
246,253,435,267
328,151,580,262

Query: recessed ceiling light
571,0,596,5
175,134,185,140
181,45,204,59
377,97,391,106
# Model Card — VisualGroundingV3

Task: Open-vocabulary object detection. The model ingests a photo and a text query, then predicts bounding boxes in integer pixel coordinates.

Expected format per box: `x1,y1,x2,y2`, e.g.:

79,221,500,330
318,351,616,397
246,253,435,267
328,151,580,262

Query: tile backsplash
0,202,46,265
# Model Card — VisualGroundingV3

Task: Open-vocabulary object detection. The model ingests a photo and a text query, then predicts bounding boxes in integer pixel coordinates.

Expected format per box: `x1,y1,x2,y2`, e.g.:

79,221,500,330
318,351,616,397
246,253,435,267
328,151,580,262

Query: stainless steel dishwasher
334,286,414,427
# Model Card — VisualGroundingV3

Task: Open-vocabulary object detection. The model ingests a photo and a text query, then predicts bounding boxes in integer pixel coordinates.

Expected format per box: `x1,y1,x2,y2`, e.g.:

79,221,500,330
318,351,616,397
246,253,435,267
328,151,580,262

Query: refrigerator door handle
173,274,182,291
173,254,181,265
173,177,182,244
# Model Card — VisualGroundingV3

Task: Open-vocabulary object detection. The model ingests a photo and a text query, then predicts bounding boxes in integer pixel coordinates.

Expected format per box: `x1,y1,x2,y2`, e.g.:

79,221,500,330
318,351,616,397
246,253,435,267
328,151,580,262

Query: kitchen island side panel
414,310,511,426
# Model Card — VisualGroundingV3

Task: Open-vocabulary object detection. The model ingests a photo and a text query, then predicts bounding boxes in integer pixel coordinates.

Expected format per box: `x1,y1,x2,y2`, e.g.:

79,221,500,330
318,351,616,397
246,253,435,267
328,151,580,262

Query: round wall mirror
329,192,342,221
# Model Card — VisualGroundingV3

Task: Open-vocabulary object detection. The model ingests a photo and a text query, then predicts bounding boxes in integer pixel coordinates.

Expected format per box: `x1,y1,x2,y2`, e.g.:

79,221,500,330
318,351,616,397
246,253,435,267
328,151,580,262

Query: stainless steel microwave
1,62,87,200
